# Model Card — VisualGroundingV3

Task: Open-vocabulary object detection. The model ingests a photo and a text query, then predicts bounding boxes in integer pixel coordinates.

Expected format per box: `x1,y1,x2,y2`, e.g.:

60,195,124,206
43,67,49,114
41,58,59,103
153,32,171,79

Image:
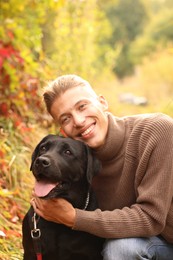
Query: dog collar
83,191,90,210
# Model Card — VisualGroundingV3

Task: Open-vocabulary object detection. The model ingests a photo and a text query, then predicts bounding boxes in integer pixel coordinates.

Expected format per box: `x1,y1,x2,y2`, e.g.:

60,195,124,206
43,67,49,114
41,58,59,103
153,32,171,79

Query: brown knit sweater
73,112,173,243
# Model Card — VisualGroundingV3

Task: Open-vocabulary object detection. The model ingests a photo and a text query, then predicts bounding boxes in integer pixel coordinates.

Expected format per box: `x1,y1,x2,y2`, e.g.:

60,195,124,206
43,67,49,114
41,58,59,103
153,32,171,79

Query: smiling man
45,77,109,149
32,74,173,259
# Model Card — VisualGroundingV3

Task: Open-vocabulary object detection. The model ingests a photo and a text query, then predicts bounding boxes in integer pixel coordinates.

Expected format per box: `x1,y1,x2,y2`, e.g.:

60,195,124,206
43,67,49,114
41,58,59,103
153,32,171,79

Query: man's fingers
30,197,43,217
30,197,37,210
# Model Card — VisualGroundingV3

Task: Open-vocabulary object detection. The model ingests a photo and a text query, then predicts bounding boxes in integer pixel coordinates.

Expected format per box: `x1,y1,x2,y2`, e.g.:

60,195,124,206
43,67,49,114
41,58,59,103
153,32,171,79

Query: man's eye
61,116,70,125
79,103,86,110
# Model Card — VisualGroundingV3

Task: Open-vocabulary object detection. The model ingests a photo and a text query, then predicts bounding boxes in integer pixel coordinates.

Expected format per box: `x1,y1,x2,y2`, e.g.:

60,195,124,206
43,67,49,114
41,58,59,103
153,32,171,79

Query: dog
22,134,104,260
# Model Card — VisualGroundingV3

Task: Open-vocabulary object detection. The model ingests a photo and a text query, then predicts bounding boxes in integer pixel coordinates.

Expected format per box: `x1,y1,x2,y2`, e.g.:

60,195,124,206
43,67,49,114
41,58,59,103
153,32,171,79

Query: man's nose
73,114,85,127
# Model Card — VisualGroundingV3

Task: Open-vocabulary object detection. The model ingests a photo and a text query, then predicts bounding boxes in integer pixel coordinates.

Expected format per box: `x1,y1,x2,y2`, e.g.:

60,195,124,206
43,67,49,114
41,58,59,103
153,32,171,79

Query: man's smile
80,123,96,138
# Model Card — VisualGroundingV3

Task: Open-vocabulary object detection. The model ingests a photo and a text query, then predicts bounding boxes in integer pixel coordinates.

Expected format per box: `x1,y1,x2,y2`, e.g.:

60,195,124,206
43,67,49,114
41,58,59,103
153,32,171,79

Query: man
32,74,173,259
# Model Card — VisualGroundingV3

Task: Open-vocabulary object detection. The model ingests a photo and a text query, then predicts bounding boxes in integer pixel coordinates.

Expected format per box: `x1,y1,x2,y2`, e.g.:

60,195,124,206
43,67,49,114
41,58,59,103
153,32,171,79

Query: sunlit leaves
41,0,113,78
130,8,173,64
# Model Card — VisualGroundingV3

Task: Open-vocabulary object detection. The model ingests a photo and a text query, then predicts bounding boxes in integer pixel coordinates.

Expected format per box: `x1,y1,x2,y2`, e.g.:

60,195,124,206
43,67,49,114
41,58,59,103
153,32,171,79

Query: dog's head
30,134,101,208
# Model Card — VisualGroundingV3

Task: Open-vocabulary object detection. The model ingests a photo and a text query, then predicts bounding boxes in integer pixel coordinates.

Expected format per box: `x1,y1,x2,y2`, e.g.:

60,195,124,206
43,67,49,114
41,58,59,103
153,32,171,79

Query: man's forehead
55,87,96,108
61,85,97,97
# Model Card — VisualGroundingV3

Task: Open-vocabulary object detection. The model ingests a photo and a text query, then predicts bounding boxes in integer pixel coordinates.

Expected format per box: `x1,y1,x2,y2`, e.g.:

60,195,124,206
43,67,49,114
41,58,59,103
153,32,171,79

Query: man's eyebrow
74,99,88,106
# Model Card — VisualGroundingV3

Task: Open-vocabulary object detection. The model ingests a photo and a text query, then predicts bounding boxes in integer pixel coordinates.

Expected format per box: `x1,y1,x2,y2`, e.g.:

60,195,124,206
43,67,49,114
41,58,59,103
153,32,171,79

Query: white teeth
81,125,94,136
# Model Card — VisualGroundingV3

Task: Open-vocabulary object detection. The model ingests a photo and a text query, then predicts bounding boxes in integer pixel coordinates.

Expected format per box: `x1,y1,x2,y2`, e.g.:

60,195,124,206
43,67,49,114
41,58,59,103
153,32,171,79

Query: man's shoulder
108,112,173,135
119,112,173,126
114,112,173,137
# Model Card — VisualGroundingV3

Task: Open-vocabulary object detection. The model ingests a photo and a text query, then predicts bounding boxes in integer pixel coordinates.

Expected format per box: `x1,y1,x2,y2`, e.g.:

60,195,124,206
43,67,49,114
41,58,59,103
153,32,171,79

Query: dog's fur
22,135,104,260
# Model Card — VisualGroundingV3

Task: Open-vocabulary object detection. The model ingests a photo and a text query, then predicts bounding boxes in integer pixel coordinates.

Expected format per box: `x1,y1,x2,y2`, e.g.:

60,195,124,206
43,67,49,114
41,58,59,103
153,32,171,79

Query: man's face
50,86,109,149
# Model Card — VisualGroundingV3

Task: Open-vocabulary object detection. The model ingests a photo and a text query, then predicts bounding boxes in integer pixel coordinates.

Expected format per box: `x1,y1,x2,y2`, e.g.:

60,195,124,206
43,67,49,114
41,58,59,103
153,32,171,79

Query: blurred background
0,0,173,258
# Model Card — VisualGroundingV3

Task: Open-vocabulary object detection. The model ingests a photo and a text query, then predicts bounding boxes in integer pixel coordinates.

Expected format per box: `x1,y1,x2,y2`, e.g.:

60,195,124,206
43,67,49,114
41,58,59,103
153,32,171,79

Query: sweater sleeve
72,114,173,241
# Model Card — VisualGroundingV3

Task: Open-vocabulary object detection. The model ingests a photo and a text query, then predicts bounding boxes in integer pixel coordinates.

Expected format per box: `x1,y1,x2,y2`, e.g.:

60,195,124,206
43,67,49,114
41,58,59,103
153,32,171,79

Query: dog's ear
30,134,54,171
85,145,101,184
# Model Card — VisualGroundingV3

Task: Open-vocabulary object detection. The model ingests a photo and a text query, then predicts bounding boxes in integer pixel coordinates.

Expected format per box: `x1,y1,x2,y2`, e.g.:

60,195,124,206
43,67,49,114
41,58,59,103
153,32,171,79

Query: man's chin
84,139,99,149
74,136,90,146
74,135,101,148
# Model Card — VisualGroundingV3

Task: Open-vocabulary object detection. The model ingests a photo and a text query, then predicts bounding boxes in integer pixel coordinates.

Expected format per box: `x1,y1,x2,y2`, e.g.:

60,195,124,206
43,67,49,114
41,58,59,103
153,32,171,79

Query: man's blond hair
43,74,95,113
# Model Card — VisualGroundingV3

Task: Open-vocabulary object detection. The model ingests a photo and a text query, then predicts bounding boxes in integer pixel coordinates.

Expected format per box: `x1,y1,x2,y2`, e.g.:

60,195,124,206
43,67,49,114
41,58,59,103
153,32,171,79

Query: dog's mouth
34,180,60,198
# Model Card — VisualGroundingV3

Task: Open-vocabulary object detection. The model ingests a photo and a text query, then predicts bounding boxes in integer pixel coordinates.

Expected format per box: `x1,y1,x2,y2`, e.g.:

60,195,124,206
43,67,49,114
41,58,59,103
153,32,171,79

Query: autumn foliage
0,36,46,258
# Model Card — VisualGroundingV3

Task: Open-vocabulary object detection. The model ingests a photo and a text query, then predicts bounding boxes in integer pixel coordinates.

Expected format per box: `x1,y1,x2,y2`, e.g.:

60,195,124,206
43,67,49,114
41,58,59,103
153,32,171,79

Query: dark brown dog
22,135,104,260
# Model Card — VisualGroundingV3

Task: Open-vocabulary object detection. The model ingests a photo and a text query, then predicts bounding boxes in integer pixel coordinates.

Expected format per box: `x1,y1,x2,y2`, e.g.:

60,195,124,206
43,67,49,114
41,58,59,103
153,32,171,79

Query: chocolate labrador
22,134,104,260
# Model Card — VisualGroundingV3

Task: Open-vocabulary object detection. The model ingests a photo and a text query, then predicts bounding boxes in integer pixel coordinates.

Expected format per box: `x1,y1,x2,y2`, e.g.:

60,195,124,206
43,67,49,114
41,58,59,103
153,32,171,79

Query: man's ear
98,95,108,111
60,127,68,137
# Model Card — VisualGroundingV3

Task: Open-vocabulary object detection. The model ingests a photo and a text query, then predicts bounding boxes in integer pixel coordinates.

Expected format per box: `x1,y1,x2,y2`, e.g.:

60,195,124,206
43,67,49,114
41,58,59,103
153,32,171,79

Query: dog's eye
64,150,72,155
40,146,46,152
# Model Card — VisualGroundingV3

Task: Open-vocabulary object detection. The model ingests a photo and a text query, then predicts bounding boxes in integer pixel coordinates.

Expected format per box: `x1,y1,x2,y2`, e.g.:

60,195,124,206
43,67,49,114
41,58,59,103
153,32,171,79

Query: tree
130,8,173,63
41,0,113,78
99,0,148,78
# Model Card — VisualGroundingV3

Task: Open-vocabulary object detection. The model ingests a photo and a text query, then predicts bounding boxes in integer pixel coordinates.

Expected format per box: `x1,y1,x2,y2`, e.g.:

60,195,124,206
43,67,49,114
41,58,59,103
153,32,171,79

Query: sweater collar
93,113,125,161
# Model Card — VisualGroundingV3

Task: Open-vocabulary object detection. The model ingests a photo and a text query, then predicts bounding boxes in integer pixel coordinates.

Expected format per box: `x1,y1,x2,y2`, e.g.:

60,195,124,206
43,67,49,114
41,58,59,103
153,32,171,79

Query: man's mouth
81,123,95,137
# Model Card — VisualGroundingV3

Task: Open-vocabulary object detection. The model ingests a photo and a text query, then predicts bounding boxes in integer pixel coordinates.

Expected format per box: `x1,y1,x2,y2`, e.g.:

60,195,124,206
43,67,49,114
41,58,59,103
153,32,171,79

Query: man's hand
31,194,76,228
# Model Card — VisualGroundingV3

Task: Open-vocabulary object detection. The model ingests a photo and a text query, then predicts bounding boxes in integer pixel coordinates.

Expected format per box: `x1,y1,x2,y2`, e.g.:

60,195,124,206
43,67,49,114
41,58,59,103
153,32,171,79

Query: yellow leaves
0,189,14,198
0,230,6,238
0,227,23,259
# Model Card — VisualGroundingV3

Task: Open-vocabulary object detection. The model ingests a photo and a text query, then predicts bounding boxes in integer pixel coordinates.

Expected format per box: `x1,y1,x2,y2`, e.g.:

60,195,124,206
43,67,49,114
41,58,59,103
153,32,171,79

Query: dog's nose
35,157,51,168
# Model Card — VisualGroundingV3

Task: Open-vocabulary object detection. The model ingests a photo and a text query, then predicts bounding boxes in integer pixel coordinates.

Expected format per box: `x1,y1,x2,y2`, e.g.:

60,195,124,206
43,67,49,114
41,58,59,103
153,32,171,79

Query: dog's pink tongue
34,181,57,197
